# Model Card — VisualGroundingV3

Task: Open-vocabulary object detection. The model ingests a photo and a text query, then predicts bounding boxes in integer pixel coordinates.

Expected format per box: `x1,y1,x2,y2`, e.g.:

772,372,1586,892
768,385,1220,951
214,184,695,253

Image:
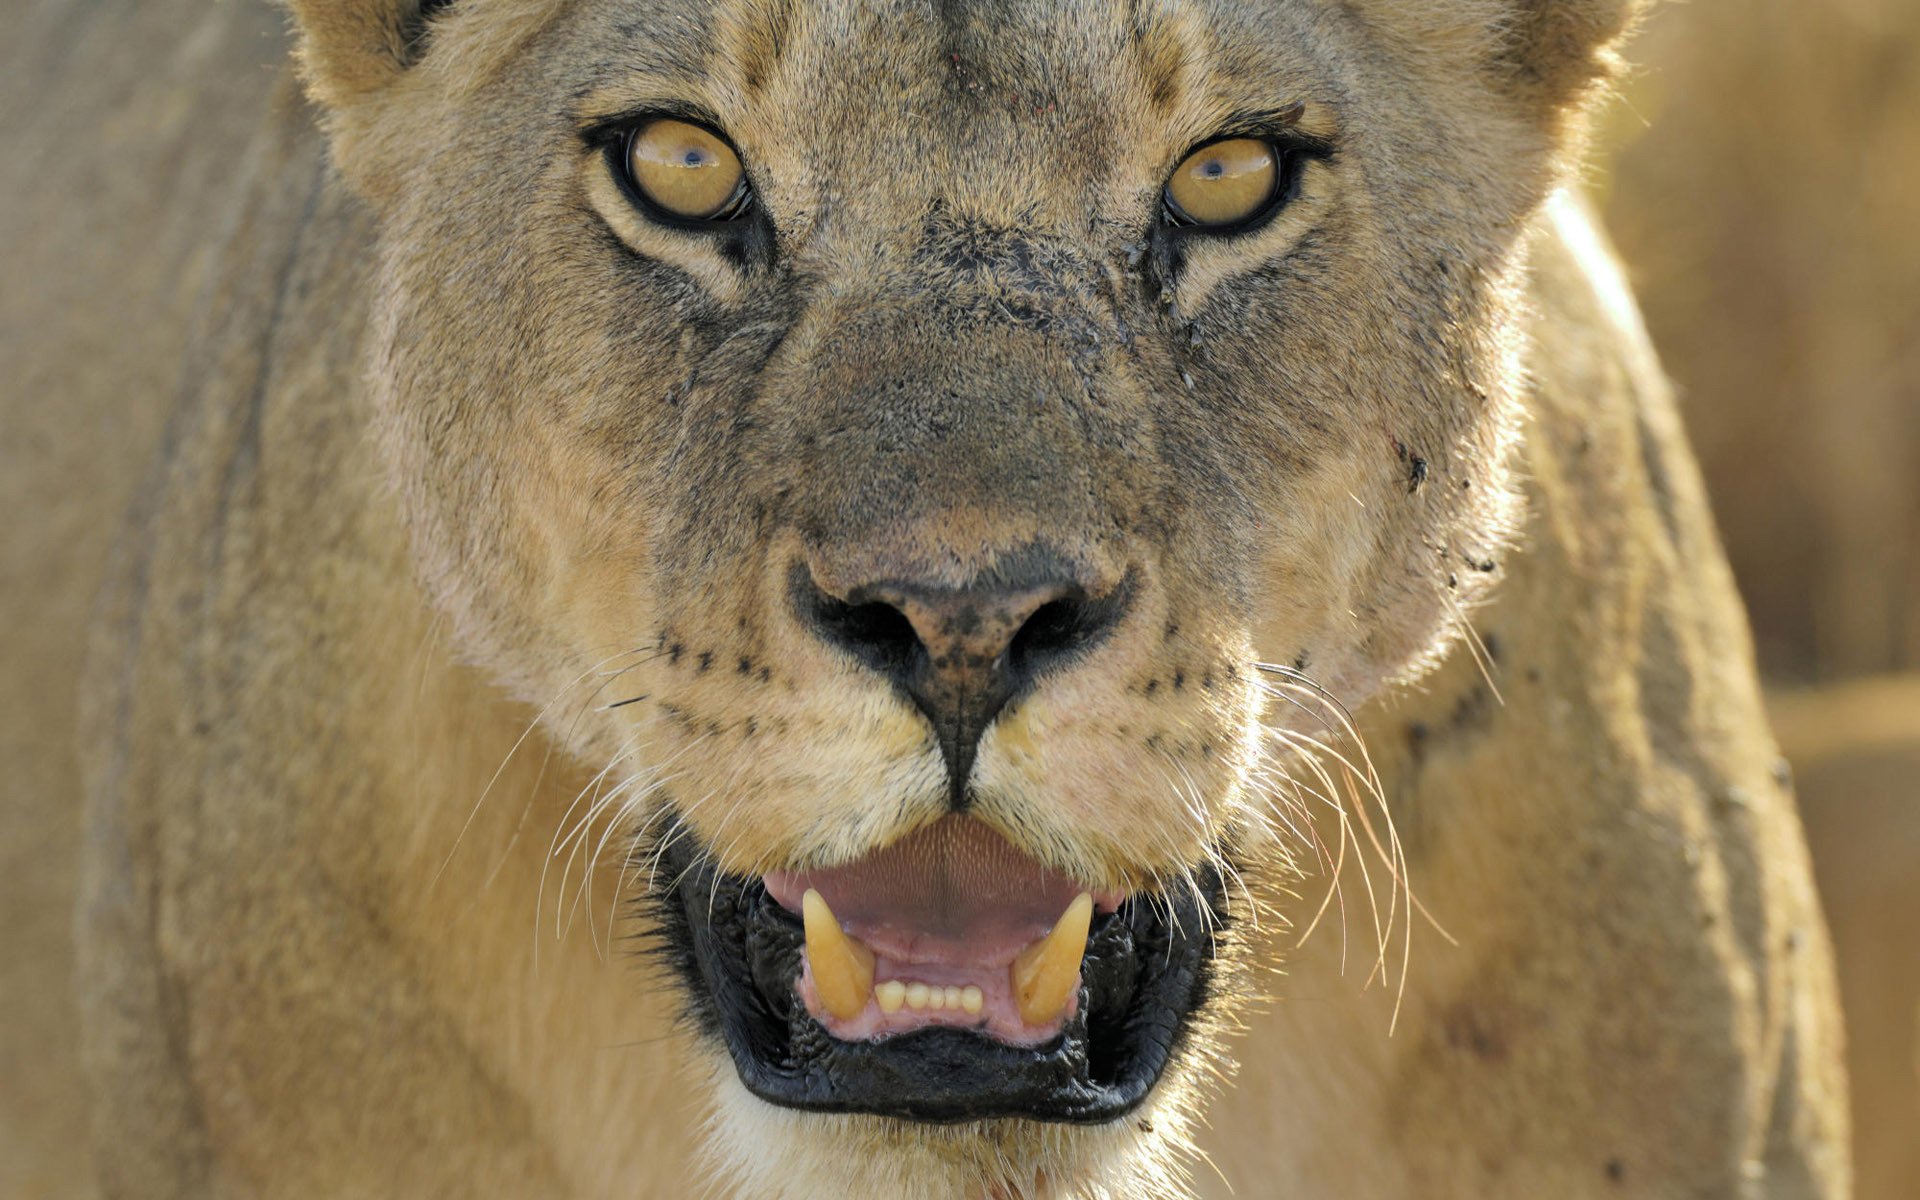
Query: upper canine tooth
802,889,875,1020
1012,892,1093,1026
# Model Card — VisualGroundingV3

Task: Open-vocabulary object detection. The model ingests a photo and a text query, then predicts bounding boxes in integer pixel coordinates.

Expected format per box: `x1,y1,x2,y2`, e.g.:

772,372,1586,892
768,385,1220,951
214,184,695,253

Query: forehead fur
317,0,1631,222
304,0,1640,160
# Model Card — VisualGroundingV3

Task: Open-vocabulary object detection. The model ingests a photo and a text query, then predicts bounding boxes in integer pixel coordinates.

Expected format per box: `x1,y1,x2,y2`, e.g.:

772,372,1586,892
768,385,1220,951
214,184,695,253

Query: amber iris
1164,137,1280,228
626,118,748,220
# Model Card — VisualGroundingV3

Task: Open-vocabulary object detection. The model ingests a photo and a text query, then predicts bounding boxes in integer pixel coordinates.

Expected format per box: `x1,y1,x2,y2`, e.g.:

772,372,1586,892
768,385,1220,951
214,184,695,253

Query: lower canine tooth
1012,892,1093,1026
802,889,875,1020
876,981,907,1013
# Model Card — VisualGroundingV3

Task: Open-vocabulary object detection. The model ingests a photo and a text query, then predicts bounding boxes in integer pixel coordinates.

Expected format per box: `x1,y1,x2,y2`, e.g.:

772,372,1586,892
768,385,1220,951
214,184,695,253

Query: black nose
792,553,1133,806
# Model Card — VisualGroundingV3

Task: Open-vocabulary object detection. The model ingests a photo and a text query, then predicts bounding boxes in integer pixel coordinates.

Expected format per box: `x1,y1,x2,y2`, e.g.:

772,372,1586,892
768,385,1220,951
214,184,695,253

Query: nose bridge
809,207,1114,367
787,229,1128,571
913,211,1108,316
773,221,1151,800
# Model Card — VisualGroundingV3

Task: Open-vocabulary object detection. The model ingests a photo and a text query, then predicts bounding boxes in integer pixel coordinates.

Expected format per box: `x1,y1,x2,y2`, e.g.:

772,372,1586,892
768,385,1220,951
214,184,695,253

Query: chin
698,1053,1216,1200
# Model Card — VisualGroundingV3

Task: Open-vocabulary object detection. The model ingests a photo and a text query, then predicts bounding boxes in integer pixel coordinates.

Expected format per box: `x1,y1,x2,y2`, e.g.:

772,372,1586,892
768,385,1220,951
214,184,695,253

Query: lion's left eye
622,118,754,223
1162,137,1281,230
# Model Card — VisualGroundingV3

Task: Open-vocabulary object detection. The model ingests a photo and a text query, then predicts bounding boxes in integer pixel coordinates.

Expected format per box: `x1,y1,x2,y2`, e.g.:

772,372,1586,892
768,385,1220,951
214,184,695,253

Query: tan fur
0,0,1848,1196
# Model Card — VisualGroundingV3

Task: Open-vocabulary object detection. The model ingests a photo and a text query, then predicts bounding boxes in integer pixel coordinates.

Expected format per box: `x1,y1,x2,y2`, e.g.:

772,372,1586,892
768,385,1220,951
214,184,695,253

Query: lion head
285,0,1641,1193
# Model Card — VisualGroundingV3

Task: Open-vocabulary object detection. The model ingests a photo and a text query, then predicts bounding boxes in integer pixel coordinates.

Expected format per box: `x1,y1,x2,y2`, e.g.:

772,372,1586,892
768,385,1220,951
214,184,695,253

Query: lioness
0,0,1852,1196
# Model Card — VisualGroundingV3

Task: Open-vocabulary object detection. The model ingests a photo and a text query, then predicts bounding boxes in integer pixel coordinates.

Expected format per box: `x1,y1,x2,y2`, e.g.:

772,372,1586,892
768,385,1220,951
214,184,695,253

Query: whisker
532,734,649,965
1439,589,1505,708
588,771,681,957
547,741,640,944
1251,765,1348,966
574,765,663,951
1274,729,1384,975
1254,659,1434,1031
1260,676,1453,946
433,644,655,893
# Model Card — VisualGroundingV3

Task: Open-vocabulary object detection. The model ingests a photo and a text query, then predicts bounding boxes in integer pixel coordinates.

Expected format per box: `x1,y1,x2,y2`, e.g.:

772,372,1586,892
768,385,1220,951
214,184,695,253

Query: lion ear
1361,0,1649,120
1495,0,1650,110
281,0,452,110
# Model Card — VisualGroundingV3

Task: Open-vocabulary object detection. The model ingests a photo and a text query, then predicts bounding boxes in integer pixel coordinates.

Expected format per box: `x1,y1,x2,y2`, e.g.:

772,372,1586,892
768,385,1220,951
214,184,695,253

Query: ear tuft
281,0,457,109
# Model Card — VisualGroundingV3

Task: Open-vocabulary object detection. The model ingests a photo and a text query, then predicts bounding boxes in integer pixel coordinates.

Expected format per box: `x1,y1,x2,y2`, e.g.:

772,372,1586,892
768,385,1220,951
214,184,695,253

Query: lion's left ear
1361,0,1650,122
281,0,452,110
1492,0,1652,114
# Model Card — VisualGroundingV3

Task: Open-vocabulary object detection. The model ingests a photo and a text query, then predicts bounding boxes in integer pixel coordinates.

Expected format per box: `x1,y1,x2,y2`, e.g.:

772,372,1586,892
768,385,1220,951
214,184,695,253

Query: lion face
295,0,1631,1191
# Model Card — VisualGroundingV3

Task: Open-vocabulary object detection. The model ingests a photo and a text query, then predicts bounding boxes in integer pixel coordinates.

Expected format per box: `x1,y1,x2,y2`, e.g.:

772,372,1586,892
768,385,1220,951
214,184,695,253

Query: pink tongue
763,817,1099,966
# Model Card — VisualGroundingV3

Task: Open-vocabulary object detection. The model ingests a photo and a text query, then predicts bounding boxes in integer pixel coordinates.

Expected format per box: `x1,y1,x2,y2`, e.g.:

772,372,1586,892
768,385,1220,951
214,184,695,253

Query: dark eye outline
1157,111,1332,238
590,111,758,232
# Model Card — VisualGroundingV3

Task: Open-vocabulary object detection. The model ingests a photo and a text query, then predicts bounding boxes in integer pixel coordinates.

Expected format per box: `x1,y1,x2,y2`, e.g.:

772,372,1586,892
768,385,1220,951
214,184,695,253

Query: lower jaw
650,835,1227,1124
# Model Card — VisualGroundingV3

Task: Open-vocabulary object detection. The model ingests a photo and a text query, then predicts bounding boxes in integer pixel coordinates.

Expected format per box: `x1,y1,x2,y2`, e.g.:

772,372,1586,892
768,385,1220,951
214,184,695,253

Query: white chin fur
696,1057,1206,1200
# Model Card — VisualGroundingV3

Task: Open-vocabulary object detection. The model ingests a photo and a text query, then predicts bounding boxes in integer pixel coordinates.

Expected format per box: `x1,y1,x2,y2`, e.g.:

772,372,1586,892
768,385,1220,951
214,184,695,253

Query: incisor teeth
1012,892,1093,1026
802,889,875,1020
878,980,985,1019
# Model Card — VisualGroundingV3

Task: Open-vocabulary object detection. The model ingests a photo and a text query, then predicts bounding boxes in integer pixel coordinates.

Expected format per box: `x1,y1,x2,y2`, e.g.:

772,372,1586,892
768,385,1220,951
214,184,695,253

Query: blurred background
1597,0,1919,1195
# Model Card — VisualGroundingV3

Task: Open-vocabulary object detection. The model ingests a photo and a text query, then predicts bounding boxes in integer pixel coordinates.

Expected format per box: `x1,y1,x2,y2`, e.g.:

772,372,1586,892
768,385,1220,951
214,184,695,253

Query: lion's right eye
623,118,753,223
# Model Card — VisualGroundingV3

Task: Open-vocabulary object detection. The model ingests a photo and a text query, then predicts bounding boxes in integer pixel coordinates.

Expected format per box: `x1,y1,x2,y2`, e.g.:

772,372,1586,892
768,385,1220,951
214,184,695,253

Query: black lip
650,831,1226,1124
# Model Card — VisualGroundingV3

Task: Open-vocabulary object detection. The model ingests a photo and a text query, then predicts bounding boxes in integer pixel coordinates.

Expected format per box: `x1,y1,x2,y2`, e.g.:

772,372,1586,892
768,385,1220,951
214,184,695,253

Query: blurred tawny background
1598,1,1920,1195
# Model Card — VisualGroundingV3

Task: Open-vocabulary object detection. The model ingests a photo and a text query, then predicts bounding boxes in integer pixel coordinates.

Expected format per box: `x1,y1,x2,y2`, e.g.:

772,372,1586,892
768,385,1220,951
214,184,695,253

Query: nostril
1007,596,1091,673
792,555,1137,806
821,598,923,673
1005,573,1135,683
794,572,927,677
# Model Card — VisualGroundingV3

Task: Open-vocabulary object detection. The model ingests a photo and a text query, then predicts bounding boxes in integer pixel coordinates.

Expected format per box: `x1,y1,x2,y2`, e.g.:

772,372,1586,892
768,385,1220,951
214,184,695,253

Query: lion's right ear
279,0,464,198
282,0,452,110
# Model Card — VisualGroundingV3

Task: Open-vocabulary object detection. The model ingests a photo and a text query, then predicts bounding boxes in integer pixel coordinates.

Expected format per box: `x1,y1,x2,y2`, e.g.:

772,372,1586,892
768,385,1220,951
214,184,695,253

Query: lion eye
1163,137,1280,229
624,118,752,222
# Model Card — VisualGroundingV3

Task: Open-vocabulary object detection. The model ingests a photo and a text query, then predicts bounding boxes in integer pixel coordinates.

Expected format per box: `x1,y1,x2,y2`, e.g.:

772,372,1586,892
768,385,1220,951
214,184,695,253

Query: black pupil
1203,159,1224,177
683,149,707,167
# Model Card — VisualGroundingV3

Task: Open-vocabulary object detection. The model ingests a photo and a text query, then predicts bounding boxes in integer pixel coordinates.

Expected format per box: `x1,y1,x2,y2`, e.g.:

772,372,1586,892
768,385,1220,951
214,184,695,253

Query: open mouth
653,815,1225,1124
